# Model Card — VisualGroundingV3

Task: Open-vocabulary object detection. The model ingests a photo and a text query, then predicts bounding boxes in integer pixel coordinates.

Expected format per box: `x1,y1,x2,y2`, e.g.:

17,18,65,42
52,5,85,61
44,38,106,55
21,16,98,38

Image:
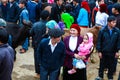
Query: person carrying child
68,32,94,74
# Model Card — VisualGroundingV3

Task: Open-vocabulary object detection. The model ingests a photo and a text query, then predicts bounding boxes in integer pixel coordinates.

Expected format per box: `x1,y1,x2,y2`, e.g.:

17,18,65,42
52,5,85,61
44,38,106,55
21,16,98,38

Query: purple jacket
63,36,83,68
0,44,14,80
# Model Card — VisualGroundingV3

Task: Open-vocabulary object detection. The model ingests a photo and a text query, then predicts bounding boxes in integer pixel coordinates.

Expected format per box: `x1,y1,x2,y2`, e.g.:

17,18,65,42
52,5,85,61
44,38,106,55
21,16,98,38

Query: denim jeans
22,38,29,50
40,65,60,80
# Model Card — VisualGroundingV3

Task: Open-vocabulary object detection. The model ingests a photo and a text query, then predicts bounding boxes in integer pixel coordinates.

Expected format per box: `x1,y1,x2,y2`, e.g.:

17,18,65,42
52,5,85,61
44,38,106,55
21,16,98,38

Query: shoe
20,48,26,53
108,79,113,80
68,69,76,74
34,74,40,78
95,77,103,80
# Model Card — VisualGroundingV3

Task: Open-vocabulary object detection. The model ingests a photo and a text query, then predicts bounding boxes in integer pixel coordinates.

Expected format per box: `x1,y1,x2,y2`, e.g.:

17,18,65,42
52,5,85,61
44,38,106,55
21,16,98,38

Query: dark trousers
40,65,60,80
118,72,120,80
63,66,87,80
34,48,40,74
99,55,115,79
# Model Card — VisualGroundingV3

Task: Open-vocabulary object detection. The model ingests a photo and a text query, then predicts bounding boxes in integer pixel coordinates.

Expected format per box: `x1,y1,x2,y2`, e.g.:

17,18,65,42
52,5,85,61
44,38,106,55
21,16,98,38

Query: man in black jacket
95,16,120,80
30,10,50,78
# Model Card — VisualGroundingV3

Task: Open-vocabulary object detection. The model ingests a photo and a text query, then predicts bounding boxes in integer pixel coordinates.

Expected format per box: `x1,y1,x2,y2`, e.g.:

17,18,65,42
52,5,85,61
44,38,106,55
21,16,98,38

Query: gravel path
12,46,120,80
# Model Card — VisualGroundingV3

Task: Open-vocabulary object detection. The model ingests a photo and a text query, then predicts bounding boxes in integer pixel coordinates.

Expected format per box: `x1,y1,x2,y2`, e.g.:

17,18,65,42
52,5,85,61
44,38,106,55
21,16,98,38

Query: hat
48,28,65,38
70,24,81,35
86,32,93,43
0,18,6,27
46,20,60,29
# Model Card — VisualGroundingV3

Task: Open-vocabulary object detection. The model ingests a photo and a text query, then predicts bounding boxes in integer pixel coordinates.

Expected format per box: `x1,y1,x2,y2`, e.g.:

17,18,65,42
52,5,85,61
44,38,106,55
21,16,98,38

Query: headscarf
81,1,91,13
70,24,81,35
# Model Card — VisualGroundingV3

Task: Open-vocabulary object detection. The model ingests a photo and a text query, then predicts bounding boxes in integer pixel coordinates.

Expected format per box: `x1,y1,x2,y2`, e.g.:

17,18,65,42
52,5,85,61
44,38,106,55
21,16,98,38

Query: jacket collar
0,43,9,48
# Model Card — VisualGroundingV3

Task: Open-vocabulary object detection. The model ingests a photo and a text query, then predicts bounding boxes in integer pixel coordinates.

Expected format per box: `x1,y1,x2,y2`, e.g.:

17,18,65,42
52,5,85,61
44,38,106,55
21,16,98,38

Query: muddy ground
12,45,120,80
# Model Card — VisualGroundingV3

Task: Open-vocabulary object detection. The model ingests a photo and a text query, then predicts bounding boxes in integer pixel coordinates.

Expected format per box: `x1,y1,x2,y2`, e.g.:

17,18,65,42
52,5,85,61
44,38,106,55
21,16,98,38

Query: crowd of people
0,0,120,80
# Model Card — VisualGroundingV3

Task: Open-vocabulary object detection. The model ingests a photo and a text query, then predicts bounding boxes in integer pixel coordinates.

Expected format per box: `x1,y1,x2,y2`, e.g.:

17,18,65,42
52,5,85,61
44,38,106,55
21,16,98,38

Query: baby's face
83,35,89,43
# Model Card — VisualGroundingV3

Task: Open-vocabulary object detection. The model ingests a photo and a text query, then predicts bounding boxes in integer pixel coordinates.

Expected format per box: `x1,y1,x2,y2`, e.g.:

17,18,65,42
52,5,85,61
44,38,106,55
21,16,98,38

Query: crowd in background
0,0,120,80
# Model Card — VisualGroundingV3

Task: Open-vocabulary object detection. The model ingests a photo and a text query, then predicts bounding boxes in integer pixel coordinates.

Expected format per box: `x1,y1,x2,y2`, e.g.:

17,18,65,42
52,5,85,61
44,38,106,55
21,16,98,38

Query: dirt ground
12,45,120,80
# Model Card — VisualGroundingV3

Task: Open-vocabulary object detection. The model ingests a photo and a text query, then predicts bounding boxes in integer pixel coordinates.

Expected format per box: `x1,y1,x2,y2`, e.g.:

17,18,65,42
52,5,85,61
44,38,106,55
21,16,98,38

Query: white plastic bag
76,59,86,69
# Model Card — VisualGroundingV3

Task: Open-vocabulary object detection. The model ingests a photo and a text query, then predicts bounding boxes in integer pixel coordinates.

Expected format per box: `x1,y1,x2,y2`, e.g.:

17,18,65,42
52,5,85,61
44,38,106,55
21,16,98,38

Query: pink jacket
78,33,93,61
47,0,54,4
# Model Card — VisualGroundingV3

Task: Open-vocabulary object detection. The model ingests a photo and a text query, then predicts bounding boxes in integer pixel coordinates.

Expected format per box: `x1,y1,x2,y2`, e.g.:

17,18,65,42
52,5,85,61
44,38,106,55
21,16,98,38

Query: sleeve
77,8,83,23
60,43,66,66
117,30,120,52
22,10,29,23
13,4,21,21
77,44,80,51
30,24,35,36
96,29,103,52
0,53,4,66
80,43,93,53
36,39,44,64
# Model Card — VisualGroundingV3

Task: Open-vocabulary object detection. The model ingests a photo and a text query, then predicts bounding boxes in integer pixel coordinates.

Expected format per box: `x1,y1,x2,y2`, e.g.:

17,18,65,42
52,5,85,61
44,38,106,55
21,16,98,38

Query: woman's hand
74,54,81,59
74,54,86,60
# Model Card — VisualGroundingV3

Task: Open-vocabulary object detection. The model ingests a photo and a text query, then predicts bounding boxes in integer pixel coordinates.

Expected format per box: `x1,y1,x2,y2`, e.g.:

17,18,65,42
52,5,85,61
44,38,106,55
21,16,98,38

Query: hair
113,3,120,13
107,16,116,22
40,10,50,20
0,28,9,44
65,3,72,12
99,4,108,13
19,0,27,6
73,0,79,3
98,0,103,3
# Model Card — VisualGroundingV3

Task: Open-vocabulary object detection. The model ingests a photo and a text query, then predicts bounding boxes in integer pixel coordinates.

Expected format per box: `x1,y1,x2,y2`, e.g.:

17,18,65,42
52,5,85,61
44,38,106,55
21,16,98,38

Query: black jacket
96,26,120,56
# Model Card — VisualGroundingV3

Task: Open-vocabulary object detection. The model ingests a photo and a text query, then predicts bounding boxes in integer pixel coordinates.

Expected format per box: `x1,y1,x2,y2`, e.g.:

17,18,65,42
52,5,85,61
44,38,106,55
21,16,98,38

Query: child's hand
81,56,86,60
74,54,81,59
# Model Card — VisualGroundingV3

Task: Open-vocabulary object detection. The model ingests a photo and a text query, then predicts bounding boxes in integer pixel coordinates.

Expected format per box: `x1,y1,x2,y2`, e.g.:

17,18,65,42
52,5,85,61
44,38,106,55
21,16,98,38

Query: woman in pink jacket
68,32,94,74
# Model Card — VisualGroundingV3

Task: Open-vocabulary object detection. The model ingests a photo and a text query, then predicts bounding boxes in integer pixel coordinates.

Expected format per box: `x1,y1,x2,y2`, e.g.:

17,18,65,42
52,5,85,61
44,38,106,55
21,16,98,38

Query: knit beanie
70,24,81,35
46,20,60,29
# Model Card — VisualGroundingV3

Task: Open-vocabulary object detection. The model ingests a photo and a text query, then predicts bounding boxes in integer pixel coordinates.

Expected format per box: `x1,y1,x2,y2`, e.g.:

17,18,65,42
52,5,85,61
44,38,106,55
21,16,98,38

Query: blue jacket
77,8,89,26
19,7,29,27
37,38,66,70
96,26,120,56
26,1,37,23
0,44,14,80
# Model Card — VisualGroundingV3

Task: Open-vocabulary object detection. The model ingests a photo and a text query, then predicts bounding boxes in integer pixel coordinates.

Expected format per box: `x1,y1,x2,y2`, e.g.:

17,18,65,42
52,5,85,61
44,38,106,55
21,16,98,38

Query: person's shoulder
114,27,120,32
41,38,49,44
33,21,41,26
33,21,44,27
63,36,70,41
